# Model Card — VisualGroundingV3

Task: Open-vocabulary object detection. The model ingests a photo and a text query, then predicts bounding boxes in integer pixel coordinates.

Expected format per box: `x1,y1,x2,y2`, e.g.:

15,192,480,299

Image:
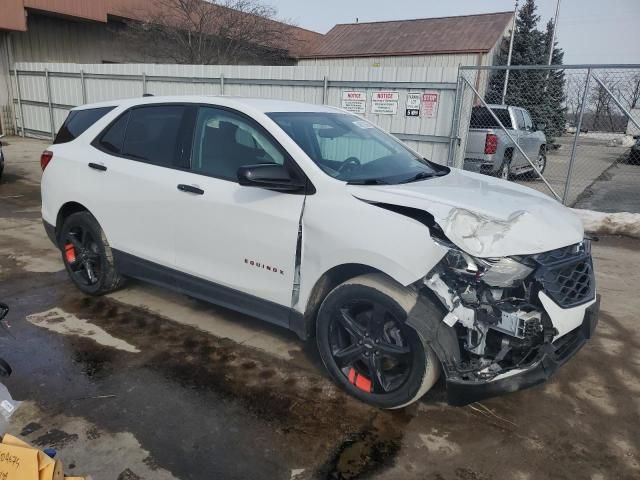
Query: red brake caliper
64,243,76,263
348,367,372,393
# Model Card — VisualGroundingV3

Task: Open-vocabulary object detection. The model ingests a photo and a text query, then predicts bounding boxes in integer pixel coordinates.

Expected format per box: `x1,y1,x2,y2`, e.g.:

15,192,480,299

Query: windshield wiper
347,178,390,185
399,171,446,184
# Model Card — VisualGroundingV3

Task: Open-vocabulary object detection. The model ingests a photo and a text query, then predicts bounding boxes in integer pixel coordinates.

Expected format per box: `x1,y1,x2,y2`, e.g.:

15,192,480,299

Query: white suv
41,96,599,408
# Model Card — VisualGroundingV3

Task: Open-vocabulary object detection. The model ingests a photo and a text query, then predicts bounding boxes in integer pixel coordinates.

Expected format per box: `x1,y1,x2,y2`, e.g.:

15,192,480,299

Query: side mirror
536,123,547,131
237,164,306,192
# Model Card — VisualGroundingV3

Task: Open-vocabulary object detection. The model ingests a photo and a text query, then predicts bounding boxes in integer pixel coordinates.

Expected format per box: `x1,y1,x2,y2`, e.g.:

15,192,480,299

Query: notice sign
406,92,421,117
341,91,366,114
371,91,399,115
421,91,439,118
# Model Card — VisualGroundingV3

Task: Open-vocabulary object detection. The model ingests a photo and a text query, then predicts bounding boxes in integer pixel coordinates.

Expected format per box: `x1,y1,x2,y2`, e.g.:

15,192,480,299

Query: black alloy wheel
59,211,125,295
62,225,102,287
329,299,413,395
317,275,440,409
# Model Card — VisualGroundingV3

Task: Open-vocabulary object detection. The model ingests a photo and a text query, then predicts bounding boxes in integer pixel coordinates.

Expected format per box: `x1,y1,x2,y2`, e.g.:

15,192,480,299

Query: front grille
534,242,596,308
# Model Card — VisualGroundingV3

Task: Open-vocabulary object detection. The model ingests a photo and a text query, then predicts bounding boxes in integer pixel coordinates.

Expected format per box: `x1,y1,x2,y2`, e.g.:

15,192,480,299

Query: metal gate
451,64,640,210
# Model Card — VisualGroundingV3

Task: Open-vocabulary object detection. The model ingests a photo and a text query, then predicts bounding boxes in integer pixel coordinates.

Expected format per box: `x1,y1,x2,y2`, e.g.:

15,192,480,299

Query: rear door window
470,107,512,129
54,107,115,144
523,110,534,130
514,109,527,130
96,111,130,154
121,106,186,167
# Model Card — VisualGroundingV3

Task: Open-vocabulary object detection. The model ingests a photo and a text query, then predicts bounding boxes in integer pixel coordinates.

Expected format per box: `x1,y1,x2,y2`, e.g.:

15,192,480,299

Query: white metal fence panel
10,62,458,164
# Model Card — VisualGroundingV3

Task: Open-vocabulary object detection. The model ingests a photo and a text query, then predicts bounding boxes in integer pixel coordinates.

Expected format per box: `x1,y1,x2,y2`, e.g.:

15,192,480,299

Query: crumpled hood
348,168,584,258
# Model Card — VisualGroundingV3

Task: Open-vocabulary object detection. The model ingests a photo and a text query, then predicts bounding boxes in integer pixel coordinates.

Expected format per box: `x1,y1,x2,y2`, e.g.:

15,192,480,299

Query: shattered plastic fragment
0,383,21,435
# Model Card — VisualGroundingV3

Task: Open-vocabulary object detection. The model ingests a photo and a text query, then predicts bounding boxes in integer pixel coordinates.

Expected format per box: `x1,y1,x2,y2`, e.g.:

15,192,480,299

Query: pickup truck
464,105,547,179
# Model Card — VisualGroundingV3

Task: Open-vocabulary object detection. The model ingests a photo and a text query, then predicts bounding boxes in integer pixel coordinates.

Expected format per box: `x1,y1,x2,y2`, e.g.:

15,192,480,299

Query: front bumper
446,295,600,406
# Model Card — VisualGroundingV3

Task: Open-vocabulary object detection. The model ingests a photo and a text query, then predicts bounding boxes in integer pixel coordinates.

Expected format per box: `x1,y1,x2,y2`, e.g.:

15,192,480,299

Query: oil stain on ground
59,294,413,478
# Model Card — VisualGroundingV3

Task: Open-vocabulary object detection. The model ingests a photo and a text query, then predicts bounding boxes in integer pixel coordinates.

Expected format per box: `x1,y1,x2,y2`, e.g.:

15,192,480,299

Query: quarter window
190,107,284,180
121,106,185,167
54,106,115,144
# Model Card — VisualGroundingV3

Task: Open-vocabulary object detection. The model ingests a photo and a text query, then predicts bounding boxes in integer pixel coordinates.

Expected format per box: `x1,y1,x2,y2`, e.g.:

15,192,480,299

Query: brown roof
302,12,513,59
1,0,323,57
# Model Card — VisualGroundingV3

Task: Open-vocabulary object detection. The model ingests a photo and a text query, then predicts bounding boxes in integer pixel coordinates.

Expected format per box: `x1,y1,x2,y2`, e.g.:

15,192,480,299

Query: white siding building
299,12,513,72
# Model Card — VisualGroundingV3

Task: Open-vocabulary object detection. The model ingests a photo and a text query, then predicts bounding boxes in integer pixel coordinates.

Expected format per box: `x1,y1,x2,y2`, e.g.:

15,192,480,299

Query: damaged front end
417,235,599,406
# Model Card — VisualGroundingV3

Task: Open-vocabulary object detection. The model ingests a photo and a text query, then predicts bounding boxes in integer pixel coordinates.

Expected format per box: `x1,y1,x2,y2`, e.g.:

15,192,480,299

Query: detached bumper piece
446,296,600,406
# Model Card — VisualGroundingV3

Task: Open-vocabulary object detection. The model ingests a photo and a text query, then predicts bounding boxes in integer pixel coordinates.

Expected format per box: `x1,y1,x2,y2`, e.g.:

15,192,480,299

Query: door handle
88,162,107,171
177,184,204,195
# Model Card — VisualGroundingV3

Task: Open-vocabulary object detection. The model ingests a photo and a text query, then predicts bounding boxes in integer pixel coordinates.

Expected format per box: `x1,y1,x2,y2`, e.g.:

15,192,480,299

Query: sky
270,0,640,65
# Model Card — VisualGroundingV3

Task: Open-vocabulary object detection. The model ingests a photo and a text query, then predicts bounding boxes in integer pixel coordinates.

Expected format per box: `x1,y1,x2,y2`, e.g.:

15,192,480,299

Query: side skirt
113,250,304,334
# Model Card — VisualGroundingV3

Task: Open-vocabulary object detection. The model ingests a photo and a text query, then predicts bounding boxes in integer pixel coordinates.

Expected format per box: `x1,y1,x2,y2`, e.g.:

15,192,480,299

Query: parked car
40,96,599,408
464,105,547,179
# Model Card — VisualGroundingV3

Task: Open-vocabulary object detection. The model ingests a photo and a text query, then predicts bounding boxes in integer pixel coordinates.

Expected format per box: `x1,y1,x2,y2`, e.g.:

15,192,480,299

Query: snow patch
572,209,640,239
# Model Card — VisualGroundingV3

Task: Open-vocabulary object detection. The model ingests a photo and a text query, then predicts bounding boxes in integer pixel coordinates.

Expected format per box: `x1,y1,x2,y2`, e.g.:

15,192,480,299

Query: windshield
267,112,448,184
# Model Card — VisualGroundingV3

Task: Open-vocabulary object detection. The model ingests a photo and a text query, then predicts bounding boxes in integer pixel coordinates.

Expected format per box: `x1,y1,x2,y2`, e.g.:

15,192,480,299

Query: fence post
220,74,225,95
80,69,87,104
447,73,462,166
44,68,55,140
14,68,24,137
142,72,147,95
322,76,328,104
563,68,592,205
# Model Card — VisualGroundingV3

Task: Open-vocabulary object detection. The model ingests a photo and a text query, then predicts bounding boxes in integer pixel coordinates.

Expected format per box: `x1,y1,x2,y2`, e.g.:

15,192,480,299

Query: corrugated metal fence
10,62,459,165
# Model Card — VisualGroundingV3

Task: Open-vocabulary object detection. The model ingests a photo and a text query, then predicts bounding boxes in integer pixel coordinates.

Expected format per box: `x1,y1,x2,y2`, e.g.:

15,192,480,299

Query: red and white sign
421,91,439,118
341,91,366,114
371,91,399,115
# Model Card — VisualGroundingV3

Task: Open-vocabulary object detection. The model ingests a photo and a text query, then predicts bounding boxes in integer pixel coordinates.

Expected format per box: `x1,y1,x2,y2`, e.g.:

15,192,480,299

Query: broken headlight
478,257,534,287
443,249,533,287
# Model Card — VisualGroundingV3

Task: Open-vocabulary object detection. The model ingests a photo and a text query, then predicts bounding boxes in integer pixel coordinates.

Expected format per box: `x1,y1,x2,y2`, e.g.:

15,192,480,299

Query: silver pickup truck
464,105,547,179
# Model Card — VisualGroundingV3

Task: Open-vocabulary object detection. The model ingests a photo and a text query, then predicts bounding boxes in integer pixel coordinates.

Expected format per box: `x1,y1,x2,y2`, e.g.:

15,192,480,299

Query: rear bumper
43,219,57,247
446,296,600,406
463,158,496,174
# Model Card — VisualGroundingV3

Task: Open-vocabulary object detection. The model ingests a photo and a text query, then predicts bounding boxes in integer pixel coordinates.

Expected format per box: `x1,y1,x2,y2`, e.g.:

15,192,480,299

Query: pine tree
485,0,566,140
541,19,567,138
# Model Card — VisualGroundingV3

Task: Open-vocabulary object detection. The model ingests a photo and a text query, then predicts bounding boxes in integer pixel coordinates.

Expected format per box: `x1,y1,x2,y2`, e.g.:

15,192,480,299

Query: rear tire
498,160,510,180
316,274,440,409
59,211,125,296
535,146,547,175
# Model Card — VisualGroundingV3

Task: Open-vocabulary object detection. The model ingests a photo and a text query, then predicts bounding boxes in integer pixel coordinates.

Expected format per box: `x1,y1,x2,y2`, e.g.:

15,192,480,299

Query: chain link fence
452,65,640,213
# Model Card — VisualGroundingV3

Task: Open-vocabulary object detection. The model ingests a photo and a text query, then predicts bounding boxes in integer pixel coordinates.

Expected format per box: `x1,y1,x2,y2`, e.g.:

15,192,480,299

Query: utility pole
501,0,518,105
547,0,561,66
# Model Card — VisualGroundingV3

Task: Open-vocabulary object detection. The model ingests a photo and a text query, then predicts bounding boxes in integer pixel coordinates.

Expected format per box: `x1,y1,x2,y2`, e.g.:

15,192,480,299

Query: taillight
40,150,53,171
484,134,498,155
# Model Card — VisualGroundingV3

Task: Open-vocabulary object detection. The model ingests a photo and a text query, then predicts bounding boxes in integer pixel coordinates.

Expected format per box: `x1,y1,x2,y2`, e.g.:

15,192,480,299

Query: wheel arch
55,201,90,237
295,263,393,340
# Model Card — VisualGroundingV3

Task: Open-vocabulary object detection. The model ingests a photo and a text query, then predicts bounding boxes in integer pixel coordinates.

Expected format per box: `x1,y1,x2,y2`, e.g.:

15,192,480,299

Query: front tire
59,211,125,295
316,274,440,409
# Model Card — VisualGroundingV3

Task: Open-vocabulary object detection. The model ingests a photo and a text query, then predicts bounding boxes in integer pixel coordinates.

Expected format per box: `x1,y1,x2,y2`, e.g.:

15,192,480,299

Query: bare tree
121,0,301,65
